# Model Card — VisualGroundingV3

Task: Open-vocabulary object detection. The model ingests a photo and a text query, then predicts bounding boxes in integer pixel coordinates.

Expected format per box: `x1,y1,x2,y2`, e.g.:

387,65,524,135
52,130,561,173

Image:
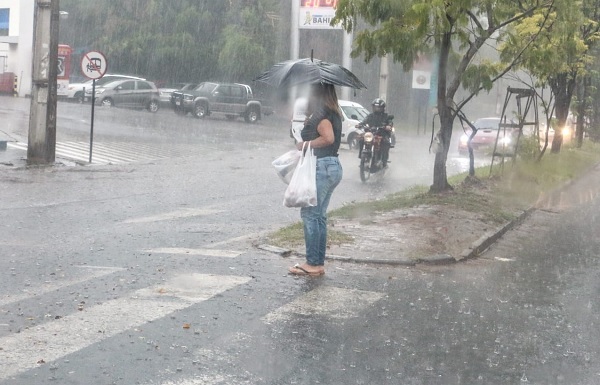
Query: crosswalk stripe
143,248,242,258
123,208,224,224
7,141,189,165
262,286,385,323
0,266,124,308
0,273,251,380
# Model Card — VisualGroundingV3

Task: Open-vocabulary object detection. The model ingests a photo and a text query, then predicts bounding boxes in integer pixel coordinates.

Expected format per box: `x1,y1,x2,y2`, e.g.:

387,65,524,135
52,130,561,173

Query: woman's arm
297,119,334,150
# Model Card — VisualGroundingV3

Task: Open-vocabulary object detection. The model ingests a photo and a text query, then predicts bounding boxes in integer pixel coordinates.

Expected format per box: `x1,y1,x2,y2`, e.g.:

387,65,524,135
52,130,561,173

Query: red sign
57,44,72,81
300,0,337,7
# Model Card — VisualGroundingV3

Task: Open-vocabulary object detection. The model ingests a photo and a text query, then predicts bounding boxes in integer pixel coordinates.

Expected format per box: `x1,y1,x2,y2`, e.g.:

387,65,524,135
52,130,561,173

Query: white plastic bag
272,149,301,185
283,142,317,208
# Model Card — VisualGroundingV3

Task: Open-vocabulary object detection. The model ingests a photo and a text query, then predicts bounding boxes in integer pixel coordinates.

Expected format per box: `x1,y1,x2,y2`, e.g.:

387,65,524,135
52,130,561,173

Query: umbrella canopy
254,58,367,89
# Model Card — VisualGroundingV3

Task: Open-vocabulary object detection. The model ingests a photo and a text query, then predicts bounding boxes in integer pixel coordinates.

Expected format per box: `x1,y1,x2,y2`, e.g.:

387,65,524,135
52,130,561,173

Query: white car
290,98,370,149
65,74,145,102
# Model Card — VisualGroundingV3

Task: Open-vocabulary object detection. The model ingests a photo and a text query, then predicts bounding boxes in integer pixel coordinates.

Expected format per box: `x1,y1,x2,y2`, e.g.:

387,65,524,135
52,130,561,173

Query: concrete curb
256,208,536,267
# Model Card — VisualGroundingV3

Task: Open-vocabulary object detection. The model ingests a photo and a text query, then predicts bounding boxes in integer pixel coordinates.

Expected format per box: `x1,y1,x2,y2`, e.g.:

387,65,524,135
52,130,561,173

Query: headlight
364,132,374,143
561,127,571,137
500,137,511,145
459,134,469,144
183,94,194,101
95,89,105,94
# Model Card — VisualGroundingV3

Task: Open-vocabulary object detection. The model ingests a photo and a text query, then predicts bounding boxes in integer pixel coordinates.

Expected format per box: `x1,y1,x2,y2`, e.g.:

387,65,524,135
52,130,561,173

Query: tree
501,0,600,152
218,0,281,82
334,0,553,192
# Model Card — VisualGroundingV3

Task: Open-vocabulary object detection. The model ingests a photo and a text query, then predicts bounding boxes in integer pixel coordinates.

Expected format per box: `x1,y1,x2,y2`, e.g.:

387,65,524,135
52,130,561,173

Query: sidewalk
0,142,27,168
259,162,600,267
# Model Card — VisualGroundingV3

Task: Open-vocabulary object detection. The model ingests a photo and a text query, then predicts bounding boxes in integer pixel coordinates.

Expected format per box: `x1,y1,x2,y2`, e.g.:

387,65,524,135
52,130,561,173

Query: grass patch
266,221,354,249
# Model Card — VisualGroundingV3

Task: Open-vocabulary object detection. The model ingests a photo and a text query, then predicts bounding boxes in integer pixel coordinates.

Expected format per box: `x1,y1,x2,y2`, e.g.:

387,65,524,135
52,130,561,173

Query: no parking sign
80,51,108,163
80,51,107,80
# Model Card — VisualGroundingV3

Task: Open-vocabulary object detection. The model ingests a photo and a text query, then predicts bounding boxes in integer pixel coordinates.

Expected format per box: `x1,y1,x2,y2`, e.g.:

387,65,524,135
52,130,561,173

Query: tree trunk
430,29,454,193
575,76,589,148
550,73,576,153
430,111,453,192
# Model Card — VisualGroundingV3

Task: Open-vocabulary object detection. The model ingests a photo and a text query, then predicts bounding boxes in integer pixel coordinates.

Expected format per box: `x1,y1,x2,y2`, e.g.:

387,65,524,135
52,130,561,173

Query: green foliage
59,0,283,83
517,134,543,161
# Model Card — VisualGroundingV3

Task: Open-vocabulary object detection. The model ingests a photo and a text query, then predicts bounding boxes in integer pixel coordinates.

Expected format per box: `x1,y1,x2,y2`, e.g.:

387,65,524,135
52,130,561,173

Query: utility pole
28,0,59,165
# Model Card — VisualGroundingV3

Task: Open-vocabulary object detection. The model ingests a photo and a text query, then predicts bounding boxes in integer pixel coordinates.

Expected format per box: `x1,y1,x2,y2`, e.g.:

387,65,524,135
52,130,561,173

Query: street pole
27,0,59,165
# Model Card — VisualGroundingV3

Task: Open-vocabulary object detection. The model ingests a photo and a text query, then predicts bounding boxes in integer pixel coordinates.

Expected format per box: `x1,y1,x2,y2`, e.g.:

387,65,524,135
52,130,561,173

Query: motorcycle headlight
364,132,374,143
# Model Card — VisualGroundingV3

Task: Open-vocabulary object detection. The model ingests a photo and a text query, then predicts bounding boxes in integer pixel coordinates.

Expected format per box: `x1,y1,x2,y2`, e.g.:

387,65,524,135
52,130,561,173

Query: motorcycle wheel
360,154,371,182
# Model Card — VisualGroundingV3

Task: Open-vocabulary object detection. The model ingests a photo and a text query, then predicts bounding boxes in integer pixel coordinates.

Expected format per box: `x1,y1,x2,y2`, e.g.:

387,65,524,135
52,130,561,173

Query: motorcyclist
357,98,393,167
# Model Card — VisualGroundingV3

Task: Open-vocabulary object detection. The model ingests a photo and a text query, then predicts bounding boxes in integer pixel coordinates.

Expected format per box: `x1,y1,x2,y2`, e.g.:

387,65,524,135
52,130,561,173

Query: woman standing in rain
289,82,343,277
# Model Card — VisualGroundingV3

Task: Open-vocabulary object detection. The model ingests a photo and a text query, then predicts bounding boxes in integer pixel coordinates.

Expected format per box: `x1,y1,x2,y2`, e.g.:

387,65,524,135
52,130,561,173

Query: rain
0,1,599,384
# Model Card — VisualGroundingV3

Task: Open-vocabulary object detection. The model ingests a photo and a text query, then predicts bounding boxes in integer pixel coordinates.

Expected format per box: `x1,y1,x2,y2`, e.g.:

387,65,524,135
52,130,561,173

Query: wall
0,0,34,97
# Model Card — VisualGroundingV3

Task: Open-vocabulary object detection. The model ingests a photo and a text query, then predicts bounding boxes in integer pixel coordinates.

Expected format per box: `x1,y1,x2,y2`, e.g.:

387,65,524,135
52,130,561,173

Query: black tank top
301,107,342,158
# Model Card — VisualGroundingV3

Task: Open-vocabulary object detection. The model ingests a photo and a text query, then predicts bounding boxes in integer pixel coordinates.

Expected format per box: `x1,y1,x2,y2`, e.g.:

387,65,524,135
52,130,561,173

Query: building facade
0,0,34,97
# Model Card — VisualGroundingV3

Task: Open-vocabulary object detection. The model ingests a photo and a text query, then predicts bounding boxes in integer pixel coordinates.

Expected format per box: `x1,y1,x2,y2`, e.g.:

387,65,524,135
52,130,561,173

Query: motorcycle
357,115,394,182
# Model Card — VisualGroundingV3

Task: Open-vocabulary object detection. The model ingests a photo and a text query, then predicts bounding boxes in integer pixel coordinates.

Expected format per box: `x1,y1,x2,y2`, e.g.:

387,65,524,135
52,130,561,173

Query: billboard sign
299,0,341,29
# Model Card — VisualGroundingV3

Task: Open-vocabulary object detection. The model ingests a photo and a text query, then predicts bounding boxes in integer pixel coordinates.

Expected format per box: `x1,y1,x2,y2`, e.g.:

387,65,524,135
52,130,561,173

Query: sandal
288,263,325,277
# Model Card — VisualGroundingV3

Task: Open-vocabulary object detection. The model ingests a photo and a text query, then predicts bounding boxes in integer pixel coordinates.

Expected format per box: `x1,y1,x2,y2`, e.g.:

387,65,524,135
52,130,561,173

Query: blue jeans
300,156,343,266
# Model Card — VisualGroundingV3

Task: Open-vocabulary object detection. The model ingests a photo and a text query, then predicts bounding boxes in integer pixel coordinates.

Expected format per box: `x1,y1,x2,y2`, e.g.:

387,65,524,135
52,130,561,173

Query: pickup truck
170,82,273,123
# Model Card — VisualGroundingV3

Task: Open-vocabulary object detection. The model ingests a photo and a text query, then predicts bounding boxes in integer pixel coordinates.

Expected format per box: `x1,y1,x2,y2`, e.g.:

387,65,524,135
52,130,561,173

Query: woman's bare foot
288,263,325,276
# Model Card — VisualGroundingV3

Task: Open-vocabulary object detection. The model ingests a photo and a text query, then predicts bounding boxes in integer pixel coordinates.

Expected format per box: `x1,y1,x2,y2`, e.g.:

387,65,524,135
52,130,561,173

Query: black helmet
372,98,386,112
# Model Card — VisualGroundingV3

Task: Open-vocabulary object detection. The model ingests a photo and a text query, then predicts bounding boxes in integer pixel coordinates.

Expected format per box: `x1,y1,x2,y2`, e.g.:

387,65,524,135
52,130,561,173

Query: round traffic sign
81,51,108,80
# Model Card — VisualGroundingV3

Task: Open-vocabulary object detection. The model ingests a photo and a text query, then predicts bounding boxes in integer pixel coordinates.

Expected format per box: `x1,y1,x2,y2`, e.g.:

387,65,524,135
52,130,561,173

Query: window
0,9,9,37
136,81,152,90
119,81,135,90
231,86,244,98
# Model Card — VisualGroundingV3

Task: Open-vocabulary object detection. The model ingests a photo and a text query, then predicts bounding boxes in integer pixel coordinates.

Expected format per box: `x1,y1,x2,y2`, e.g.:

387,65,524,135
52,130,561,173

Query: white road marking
122,208,223,224
7,141,190,165
143,248,242,258
262,286,385,323
0,266,124,308
0,273,250,380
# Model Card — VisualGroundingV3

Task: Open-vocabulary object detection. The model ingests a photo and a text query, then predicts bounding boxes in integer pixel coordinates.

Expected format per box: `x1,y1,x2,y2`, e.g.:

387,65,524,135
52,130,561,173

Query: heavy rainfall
0,1,599,384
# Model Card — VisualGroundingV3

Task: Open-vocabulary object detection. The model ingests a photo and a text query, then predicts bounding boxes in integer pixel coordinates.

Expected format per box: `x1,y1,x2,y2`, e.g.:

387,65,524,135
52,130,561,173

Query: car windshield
194,82,218,93
342,105,369,120
474,118,501,130
99,80,123,89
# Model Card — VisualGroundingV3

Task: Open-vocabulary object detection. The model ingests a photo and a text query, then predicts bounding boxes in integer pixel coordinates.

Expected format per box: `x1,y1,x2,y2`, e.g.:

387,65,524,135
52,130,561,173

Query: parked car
458,117,519,156
86,79,161,112
170,82,273,123
64,74,145,103
290,98,393,150
158,82,197,106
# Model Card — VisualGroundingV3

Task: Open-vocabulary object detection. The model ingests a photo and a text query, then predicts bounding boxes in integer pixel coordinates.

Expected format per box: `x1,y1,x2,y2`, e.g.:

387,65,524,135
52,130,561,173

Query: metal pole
341,31,353,100
290,1,299,60
27,0,59,165
89,79,95,163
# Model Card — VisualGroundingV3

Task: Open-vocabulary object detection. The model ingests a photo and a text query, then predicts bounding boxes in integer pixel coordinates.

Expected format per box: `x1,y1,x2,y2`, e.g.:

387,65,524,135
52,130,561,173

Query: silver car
87,79,161,112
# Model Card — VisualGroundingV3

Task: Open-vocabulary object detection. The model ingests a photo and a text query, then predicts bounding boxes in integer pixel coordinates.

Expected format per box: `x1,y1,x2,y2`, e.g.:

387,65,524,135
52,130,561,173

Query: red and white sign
80,51,107,80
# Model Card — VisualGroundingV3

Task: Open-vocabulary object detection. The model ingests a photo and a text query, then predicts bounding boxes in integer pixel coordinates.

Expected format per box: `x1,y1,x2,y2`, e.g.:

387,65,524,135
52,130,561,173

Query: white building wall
0,0,34,97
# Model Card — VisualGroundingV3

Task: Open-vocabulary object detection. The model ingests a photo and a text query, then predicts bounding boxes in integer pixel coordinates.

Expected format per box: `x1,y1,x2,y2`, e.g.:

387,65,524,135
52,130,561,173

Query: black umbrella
254,57,367,89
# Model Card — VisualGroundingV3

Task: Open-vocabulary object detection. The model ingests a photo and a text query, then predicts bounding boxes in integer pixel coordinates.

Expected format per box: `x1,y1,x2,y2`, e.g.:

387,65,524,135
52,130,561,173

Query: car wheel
101,98,113,108
147,100,159,113
74,91,84,104
244,108,259,123
193,102,207,119
347,133,359,150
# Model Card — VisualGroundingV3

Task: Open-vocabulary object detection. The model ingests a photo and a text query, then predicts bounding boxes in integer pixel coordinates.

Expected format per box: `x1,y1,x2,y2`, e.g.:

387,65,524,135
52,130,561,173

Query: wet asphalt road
0,97,598,384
